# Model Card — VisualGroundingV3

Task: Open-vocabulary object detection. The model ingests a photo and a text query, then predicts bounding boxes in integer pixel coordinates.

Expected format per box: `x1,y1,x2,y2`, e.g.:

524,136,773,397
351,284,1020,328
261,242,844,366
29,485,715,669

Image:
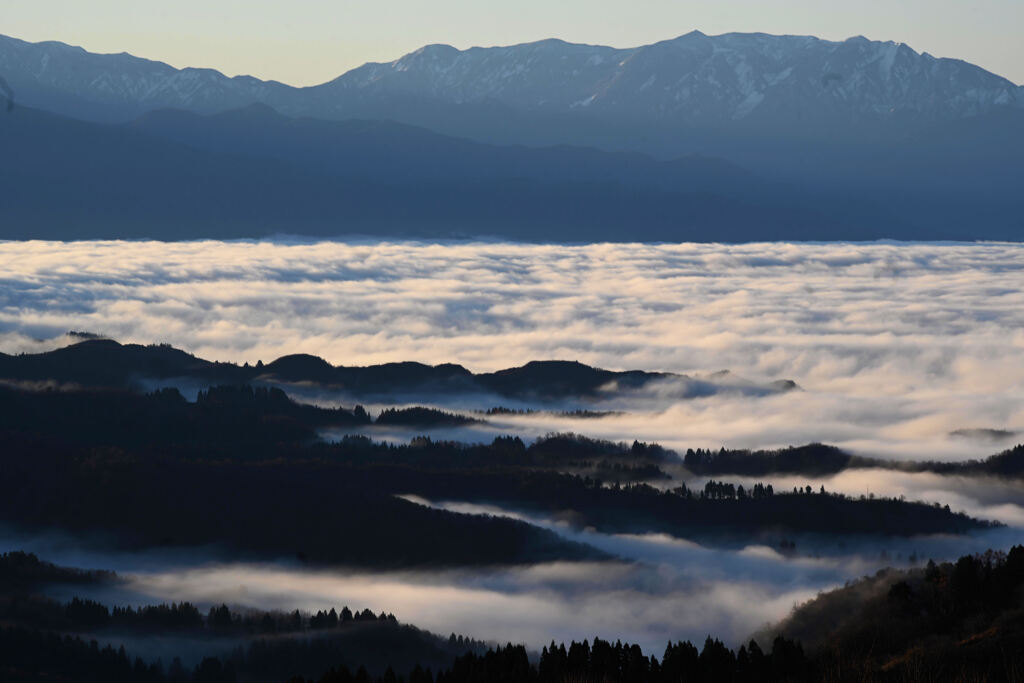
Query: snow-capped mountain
0,34,293,120
3,31,1023,242
3,30,1021,132
322,31,1023,126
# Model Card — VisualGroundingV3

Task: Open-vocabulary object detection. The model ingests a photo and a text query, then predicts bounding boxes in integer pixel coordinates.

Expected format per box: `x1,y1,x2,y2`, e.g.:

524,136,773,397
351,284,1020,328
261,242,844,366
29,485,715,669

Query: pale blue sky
3,0,1021,85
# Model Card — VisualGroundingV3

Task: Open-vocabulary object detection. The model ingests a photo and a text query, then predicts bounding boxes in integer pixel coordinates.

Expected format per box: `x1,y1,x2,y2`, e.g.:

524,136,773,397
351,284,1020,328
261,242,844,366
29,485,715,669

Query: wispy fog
113,561,819,655
2,240,1023,460
399,495,1024,572
21,501,1022,656
2,526,822,653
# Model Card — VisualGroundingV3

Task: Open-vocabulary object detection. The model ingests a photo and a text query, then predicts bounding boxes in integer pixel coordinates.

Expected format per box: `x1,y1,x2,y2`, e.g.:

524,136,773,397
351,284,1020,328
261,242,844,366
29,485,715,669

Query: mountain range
1,31,1022,241
5,31,1021,137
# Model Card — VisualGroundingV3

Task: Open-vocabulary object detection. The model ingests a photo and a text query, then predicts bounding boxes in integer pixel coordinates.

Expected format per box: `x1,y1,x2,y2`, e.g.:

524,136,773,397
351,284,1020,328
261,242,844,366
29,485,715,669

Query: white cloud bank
2,239,1023,460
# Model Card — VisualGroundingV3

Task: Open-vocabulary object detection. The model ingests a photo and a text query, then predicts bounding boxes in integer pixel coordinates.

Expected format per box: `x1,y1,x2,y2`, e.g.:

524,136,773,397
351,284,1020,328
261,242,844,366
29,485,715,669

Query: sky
2,0,1022,86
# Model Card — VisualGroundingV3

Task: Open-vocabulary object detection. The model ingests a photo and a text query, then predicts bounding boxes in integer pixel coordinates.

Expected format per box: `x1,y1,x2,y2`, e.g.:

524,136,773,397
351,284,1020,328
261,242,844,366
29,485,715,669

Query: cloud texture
1,239,1023,459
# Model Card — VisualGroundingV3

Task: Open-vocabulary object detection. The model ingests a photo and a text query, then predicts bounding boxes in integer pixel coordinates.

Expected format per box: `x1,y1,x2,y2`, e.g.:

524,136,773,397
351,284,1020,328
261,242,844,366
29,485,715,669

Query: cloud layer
4,239,1024,657
2,239,1023,459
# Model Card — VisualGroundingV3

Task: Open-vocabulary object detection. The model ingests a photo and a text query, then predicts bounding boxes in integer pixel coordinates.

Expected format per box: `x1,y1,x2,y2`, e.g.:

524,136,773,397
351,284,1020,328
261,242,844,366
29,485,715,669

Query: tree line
0,626,815,683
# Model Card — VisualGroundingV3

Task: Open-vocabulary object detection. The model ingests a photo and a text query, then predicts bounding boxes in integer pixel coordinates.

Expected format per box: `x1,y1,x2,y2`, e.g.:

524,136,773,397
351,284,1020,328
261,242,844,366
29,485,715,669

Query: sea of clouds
1,239,1023,461
3,238,1024,653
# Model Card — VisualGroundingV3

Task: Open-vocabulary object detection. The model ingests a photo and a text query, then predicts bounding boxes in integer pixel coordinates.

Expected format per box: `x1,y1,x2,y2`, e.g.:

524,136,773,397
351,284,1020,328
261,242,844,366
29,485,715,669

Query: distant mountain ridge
3,31,1020,132
2,31,1023,241
2,102,891,242
326,32,1023,128
126,103,762,192
0,34,292,122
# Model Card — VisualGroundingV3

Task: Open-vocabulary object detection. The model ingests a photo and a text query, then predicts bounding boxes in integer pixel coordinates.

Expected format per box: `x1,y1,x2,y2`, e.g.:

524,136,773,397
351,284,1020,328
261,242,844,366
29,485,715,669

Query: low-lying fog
7,502,1021,656
2,239,1023,461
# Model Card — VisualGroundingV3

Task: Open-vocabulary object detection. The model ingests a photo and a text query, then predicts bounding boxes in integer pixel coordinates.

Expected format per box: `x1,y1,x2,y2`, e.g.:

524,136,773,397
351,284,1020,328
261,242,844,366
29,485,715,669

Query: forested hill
0,381,998,565
763,546,1024,681
683,442,1024,479
0,338,796,402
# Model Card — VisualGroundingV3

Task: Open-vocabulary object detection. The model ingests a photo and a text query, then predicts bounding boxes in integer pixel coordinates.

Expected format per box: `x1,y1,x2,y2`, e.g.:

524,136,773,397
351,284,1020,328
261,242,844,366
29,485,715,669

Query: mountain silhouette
0,338,798,402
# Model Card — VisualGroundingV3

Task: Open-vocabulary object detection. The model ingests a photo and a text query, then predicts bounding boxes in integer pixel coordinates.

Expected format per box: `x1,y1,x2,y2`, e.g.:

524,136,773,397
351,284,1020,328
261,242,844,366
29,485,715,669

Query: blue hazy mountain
3,31,1020,142
3,103,881,241
1,31,1022,240
128,103,765,192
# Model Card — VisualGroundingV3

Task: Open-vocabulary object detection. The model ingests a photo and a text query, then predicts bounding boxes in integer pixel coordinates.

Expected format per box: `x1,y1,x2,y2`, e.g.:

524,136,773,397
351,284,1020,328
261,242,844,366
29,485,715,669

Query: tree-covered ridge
0,381,997,568
0,440,608,567
0,551,116,588
374,407,479,427
9,544,1024,682
0,624,816,683
1,551,811,682
4,338,1022,484
483,406,621,419
0,338,793,402
765,546,1024,681
0,557,487,682
683,442,1024,479
903,443,1024,477
7,593,442,641
683,443,854,475
389,467,992,540
6,544,1024,681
